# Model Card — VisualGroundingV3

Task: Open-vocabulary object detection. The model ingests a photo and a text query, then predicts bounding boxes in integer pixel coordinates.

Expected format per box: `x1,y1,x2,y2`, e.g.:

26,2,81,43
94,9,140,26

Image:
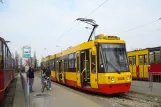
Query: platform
29,76,106,107
13,73,115,107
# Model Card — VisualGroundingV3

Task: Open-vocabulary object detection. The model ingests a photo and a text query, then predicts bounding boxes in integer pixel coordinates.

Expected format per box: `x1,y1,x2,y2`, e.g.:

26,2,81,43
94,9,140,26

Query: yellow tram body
41,34,132,94
128,49,149,80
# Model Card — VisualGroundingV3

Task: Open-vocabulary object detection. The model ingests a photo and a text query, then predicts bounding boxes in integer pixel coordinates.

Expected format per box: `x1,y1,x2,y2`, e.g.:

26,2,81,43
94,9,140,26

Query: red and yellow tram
0,37,15,101
41,34,132,94
128,46,161,81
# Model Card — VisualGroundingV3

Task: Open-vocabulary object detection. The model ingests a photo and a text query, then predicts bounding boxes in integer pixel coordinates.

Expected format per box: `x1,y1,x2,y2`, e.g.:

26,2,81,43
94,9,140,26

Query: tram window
56,61,59,71
0,40,2,69
155,51,160,64
3,44,6,69
139,55,143,65
149,51,161,64
149,52,154,64
69,57,76,69
76,55,79,72
51,60,54,70
68,59,76,72
129,57,132,65
6,49,9,69
99,50,104,73
132,56,136,65
144,55,148,64
64,60,68,72
0,40,2,56
91,53,96,73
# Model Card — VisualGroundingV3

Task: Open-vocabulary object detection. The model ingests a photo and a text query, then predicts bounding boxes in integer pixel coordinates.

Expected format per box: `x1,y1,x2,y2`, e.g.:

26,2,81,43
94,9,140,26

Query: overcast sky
0,0,161,61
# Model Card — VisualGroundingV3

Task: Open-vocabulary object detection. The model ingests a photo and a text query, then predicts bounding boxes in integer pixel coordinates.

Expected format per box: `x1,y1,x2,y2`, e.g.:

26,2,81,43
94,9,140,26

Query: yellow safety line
0,78,13,93
0,88,5,93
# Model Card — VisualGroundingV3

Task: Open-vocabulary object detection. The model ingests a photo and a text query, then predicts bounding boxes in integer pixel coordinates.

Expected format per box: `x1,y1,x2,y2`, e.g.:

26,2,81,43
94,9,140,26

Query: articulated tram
41,34,132,94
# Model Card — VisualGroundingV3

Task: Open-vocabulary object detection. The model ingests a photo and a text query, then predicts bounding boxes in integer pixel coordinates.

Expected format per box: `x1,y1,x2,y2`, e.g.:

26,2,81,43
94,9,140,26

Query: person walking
28,65,35,93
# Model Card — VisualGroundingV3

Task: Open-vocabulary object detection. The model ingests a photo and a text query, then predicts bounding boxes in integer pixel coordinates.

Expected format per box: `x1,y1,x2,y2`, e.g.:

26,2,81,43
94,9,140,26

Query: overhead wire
122,18,161,33
56,0,109,42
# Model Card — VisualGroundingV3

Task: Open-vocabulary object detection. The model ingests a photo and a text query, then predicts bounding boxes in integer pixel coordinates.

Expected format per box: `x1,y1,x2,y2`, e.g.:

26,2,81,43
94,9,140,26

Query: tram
0,37,15,101
128,46,161,82
41,18,132,94
41,34,132,94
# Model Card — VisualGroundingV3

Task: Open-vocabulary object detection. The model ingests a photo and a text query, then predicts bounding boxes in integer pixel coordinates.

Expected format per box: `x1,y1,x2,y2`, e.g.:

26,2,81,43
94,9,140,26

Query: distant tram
128,46,161,82
41,34,132,94
0,37,15,101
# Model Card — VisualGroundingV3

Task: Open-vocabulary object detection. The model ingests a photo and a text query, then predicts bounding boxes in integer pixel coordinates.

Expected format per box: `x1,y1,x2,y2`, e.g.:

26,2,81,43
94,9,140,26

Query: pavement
13,74,25,107
13,73,110,107
11,72,161,107
29,76,103,107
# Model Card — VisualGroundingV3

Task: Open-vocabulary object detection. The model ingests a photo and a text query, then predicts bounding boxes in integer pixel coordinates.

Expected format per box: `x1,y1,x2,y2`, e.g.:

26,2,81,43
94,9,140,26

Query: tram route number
118,77,124,80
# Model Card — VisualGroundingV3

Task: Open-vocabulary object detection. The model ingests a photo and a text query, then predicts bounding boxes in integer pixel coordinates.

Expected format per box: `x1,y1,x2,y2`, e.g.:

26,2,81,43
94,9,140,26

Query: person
45,65,52,90
28,65,35,93
41,71,46,85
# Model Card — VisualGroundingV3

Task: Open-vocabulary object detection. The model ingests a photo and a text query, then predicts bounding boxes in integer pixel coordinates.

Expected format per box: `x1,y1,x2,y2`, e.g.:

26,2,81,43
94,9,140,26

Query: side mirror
92,47,96,55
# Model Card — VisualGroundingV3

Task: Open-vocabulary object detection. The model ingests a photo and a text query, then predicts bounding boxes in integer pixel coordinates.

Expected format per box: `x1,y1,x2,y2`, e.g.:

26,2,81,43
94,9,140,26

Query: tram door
90,47,98,88
56,61,59,82
76,51,82,87
59,60,65,83
60,60,65,84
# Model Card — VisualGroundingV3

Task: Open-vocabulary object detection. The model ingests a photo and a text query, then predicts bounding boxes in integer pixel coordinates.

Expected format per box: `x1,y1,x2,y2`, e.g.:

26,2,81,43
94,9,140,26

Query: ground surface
35,72,161,107
0,78,17,107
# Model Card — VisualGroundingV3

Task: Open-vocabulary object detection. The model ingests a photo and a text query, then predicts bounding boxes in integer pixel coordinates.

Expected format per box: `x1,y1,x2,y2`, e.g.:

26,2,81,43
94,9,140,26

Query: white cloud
0,0,161,60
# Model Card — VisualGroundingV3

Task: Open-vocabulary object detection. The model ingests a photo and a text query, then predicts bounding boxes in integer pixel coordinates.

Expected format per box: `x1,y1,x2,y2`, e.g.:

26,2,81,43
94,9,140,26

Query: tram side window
56,60,59,71
129,57,132,65
50,60,54,70
64,60,68,72
132,56,136,65
3,44,6,69
155,51,160,64
0,40,2,69
139,55,143,65
144,55,148,64
91,53,96,73
149,51,161,64
149,52,154,64
68,53,76,72
76,54,80,72
6,49,8,69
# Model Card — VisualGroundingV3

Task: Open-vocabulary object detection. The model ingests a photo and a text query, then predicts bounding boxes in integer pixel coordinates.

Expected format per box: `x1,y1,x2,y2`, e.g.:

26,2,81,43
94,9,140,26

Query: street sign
22,46,31,58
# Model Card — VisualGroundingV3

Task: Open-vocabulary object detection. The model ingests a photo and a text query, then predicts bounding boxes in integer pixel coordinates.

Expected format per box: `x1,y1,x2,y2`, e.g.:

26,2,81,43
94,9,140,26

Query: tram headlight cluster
111,77,115,82
126,76,130,81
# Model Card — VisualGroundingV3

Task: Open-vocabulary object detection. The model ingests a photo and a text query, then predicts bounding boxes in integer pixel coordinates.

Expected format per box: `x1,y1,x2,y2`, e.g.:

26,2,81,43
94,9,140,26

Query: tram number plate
118,77,124,80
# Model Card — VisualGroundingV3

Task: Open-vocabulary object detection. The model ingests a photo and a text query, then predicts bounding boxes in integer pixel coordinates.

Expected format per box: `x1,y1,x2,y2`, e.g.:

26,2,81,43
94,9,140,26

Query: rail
20,72,30,107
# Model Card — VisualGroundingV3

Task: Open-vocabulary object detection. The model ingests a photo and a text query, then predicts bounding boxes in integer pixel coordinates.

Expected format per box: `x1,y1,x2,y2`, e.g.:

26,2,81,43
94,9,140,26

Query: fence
131,72,161,96
20,72,30,107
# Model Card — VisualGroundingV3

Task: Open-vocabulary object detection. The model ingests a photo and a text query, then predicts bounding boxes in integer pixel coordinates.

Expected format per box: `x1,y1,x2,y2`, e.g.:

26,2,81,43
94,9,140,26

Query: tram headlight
126,76,130,81
111,77,115,82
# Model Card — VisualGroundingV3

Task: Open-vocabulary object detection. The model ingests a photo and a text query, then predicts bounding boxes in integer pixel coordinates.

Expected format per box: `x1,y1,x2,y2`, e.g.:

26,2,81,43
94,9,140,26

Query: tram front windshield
99,43,129,73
